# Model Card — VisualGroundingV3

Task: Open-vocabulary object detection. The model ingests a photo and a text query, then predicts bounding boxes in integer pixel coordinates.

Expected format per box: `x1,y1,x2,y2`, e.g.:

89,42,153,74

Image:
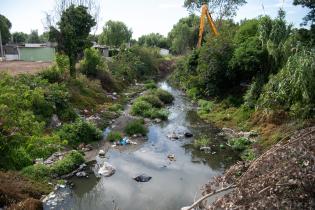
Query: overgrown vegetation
130,88,173,120
124,119,147,136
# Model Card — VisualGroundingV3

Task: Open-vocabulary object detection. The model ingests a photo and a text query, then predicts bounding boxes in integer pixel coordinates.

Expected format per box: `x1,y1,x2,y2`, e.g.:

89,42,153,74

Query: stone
133,174,152,182
200,146,211,153
167,154,176,161
98,162,116,177
184,132,193,138
98,150,106,157
49,114,61,128
76,171,87,177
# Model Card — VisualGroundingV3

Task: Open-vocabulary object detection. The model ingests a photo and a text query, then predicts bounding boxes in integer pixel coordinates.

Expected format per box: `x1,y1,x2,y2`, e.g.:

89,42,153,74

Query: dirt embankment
202,126,315,209
0,171,51,210
0,61,51,75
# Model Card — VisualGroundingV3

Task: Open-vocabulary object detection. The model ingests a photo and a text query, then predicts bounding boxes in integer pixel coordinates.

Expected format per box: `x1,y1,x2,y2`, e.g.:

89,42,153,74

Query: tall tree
0,14,12,44
28,30,40,43
12,32,28,43
293,0,315,26
49,5,96,78
98,20,132,47
184,0,246,20
138,33,169,48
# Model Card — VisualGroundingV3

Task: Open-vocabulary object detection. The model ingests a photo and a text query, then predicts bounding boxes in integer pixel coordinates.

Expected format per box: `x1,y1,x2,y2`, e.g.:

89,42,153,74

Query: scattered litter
76,171,88,177
167,132,180,140
114,137,137,146
167,154,176,161
134,174,152,182
154,118,162,123
98,162,116,177
98,150,106,157
200,146,211,153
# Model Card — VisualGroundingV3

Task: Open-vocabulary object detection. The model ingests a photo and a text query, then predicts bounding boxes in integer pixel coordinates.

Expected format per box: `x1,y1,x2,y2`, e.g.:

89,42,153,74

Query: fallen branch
181,185,236,210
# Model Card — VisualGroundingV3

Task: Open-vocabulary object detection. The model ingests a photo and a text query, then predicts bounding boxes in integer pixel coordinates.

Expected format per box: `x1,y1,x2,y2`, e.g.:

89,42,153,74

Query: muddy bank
196,126,315,209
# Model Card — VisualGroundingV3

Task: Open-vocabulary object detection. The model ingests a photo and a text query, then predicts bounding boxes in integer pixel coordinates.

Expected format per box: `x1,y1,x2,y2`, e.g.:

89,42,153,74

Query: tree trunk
69,55,76,78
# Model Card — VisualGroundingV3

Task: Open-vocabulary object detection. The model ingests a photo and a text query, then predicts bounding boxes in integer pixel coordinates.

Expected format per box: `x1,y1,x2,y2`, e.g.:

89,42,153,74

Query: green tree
168,14,199,54
293,0,314,26
0,14,12,44
12,32,28,43
98,20,132,47
184,0,246,20
28,30,40,43
49,5,96,78
138,33,169,48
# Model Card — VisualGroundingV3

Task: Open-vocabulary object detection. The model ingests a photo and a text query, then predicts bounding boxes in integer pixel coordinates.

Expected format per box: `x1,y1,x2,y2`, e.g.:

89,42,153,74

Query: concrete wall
19,47,55,62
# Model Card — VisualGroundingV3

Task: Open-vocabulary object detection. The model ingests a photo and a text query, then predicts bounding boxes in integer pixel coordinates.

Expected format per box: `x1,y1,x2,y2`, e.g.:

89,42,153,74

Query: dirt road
0,61,52,75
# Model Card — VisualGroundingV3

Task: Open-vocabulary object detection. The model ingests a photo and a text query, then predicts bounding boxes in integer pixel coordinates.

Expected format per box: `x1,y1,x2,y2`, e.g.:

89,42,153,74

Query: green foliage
108,103,123,113
40,54,70,83
22,164,51,181
241,148,256,161
49,5,96,78
258,49,315,118
131,100,153,115
0,14,12,44
168,15,199,54
98,20,132,47
228,137,251,151
80,48,105,77
28,30,40,43
57,118,102,147
144,81,157,89
197,99,214,116
136,95,163,108
107,131,122,142
138,33,169,48
124,120,147,136
22,150,84,180
293,0,315,26
144,108,169,120
26,135,64,159
109,46,160,83
154,89,174,104
184,0,246,19
50,150,84,176
194,136,209,147
12,32,28,43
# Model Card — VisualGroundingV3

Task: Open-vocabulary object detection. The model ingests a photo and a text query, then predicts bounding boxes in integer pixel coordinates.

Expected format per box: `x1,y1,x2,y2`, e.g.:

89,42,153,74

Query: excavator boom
197,4,219,48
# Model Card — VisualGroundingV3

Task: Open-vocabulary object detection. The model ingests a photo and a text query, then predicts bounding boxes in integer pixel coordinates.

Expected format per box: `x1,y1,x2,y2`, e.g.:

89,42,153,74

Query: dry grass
0,61,51,75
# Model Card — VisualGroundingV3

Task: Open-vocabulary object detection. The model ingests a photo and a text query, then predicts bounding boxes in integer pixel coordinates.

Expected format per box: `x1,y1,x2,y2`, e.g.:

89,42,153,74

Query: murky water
45,82,238,210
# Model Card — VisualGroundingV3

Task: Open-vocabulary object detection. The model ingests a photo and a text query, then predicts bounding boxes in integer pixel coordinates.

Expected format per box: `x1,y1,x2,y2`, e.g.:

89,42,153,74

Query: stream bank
43,81,240,210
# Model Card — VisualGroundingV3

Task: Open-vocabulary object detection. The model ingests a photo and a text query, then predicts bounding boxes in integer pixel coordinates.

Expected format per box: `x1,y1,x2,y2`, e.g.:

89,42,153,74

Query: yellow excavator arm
197,3,219,48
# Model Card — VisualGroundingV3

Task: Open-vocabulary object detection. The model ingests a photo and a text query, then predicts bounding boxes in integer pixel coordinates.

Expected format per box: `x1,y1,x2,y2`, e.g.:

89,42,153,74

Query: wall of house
19,47,55,62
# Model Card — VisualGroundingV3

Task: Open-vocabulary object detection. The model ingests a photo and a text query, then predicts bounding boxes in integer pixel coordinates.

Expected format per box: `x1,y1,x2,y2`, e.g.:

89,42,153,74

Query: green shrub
136,95,163,108
57,118,102,147
144,81,157,89
124,120,147,136
108,103,123,112
26,135,64,159
80,48,104,77
187,87,199,100
131,100,152,115
107,131,122,142
229,137,251,151
241,148,256,161
22,164,51,181
50,151,84,176
144,108,169,120
194,136,209,147
154,89,174,104
198,99,214,115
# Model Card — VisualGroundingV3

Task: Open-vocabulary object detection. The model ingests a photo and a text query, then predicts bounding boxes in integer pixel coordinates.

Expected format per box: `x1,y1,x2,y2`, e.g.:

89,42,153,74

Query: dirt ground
0,61,52,75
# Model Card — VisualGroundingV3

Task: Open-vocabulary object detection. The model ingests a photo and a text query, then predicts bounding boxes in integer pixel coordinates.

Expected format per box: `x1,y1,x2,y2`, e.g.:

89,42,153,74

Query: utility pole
0,29,4,61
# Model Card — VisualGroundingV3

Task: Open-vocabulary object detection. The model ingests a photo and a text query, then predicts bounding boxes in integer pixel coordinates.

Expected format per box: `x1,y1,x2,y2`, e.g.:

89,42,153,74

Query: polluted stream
44,82,239,210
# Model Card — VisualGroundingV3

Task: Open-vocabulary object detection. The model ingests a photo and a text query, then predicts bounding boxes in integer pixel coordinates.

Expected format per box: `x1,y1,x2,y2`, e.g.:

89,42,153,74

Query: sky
0,0,310,39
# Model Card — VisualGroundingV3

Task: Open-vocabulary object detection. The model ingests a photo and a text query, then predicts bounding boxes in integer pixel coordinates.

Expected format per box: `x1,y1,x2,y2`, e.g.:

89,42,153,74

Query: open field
0,61,52,75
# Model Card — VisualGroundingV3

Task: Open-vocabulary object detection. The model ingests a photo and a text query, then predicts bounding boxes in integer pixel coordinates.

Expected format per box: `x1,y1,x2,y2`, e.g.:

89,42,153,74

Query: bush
124,120,147,136
229,137,251,151
50,151,84,176
144,81,157,89
22,164,51,181
57,118,102,147
154,89,174,104
136,95,163,108
26,135,64,159
108,103,123,112
131,100,152,115
144,108,169,120
194,136,209,147
80,48,104,77
198,99,214,116
107,131,122,142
